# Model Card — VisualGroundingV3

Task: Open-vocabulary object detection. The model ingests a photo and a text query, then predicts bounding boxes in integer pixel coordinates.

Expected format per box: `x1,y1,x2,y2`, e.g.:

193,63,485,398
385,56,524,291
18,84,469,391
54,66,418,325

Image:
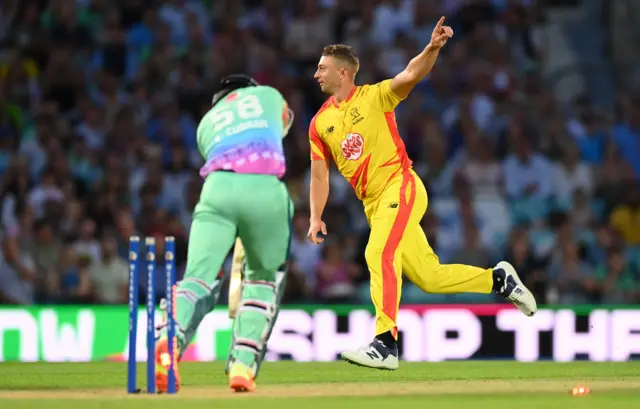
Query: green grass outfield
1,361,639,408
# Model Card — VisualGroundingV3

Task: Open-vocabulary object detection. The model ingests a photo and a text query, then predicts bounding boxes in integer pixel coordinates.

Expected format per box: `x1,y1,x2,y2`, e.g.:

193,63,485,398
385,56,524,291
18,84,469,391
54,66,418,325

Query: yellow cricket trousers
363,169,493,338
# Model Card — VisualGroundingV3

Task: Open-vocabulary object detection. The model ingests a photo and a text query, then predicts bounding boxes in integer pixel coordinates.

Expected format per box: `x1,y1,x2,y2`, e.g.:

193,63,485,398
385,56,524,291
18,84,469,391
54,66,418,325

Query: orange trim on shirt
381,158,402,168
309,101,332,161
384,112,412,170
349,154,371,199
384,168,402,185
331,86,358,108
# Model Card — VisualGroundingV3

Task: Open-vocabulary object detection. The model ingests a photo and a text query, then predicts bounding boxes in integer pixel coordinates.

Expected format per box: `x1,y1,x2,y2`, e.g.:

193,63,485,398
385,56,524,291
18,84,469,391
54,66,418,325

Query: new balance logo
366,350,379,360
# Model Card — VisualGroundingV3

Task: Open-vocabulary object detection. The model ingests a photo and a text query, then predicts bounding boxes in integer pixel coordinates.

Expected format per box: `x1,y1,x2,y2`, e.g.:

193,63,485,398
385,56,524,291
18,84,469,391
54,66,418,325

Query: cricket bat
228,238,245,318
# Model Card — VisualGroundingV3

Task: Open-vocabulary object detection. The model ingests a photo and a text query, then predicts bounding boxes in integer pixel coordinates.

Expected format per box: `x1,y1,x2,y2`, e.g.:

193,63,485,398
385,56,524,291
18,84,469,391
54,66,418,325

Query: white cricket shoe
493,261,537,316
341,339,399,370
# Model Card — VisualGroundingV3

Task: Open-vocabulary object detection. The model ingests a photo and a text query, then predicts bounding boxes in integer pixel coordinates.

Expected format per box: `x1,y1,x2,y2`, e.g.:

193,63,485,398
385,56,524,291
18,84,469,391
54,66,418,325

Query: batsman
154,75,294,393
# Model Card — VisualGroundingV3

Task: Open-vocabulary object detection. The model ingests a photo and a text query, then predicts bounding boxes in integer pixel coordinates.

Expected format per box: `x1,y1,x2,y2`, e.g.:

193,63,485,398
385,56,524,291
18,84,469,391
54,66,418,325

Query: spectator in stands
595,142,633,216
290,210,322,295
90,233,128,304
609,184,640,246
315,240,359,304
75,101,106,149
538,114,569,162
594,246,640,304
458,135,503,199
59,245,93,303
547,241,595,304
450,223,492,268
571,189,595,229
19,112,54,180
576,113,607,165
552,141,593,204
0,0,637,307
73,218,101,266
285,0,334,72
503,136,552,201
28,217,61,302
0,228,37,305
611,97,640,178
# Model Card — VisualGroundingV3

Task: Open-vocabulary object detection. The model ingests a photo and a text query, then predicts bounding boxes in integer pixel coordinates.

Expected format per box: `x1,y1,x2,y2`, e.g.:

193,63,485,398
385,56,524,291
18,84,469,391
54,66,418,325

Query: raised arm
390,17,453,99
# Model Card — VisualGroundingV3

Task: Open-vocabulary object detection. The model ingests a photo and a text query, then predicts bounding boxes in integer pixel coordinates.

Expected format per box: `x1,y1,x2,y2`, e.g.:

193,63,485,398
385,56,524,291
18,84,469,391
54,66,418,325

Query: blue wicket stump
127,236,178,394
145,237,156,394
165,237,177,394
127,237,140,394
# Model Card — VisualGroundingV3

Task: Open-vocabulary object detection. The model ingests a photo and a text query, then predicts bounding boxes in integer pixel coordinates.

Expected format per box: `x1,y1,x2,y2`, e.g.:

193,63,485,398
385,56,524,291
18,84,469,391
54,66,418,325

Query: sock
375,330,397,348
492,267,505,293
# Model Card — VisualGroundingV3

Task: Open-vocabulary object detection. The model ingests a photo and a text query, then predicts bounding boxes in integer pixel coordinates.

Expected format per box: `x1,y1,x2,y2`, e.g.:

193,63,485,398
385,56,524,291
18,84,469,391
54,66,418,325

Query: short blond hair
322,44,359,74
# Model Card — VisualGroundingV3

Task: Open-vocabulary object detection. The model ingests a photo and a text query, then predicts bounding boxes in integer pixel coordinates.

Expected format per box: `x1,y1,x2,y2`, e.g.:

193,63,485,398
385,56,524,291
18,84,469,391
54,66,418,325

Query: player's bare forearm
407,44,441,83
390,45,440,99
309,160,330,221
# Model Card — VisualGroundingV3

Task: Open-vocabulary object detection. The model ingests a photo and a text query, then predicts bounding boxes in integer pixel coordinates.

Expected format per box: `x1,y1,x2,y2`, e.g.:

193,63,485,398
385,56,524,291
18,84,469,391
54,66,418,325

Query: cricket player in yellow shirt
307,17,537,370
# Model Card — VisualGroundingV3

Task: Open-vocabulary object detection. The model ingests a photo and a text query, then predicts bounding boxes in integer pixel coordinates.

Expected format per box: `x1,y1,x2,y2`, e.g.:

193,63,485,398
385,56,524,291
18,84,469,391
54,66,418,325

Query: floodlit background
0,0,639,362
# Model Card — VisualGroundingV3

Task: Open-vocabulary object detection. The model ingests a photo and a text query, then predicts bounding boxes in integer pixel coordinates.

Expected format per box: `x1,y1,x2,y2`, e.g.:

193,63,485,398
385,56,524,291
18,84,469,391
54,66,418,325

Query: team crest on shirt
341,133,364,160
350,107,363,124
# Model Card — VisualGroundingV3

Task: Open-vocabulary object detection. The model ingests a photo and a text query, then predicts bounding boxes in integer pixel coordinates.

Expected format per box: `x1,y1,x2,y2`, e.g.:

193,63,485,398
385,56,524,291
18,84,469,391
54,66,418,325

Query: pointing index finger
435,16,445,29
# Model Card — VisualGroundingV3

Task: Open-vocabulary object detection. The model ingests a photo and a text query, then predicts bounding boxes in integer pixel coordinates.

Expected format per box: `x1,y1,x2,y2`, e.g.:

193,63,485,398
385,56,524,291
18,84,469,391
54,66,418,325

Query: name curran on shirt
215,140,275,160
225,119,269,136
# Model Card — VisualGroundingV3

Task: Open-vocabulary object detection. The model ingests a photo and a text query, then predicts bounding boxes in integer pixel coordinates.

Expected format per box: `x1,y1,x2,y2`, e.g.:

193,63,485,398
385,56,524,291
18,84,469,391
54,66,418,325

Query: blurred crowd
0,0,638,307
